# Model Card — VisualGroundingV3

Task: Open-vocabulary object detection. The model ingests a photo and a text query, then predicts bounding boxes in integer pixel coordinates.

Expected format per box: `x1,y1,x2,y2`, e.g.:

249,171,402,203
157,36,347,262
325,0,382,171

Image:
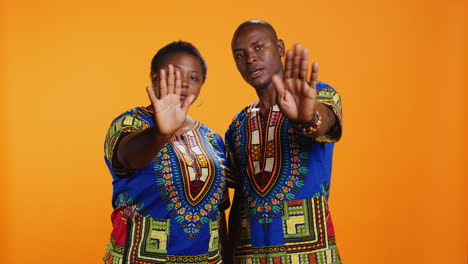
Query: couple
103,20,343,264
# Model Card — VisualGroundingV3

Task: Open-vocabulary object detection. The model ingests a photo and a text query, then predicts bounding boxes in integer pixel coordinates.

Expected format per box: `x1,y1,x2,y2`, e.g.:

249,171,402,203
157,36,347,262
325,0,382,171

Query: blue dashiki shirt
225,82,343,264
103,107,229,264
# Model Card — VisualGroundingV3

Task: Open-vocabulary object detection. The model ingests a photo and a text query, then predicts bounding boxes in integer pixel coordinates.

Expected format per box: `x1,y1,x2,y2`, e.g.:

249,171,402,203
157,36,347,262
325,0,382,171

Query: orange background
1,0,466,263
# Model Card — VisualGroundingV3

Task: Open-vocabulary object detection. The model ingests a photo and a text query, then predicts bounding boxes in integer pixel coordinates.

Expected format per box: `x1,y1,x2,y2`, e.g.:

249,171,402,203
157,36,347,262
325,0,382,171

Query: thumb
181,94,196,112
146,86,158,105
272,74,285,101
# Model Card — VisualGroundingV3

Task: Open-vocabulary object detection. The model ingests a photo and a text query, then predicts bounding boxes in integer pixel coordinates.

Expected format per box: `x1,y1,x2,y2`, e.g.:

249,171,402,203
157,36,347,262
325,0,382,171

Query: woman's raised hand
146,64,195,138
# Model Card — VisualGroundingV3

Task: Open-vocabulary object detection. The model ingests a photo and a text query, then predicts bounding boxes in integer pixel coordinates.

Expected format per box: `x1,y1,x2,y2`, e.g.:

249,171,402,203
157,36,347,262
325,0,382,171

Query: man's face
232,25,285,89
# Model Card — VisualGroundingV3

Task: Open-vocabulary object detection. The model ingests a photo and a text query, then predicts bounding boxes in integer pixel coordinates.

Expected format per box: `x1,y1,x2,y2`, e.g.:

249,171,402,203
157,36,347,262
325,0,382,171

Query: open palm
272,44,319,123
146,65,194,137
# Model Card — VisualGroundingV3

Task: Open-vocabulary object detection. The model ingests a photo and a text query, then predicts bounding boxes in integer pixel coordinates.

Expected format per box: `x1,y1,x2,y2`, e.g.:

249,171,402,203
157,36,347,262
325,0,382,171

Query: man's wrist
291,111,322,135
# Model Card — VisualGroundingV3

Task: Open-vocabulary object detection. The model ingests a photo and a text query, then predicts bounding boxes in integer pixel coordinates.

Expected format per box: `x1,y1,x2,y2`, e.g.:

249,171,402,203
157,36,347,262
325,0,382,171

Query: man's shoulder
317,81,335,91
230,105,252,124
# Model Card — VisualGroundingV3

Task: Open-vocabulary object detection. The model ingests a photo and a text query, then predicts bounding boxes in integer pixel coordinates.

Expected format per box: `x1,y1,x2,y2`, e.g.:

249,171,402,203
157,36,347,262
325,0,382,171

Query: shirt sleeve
104,112,151,177
316,84,343,143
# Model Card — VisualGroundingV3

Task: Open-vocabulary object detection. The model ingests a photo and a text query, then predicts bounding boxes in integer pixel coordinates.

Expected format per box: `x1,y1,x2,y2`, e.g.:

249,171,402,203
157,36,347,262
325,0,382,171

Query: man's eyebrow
233,41,262,52
250,41,261,46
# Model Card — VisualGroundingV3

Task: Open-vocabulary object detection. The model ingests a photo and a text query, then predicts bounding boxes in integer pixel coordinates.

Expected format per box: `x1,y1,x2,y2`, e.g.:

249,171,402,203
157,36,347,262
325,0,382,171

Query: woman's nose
181,77,189,88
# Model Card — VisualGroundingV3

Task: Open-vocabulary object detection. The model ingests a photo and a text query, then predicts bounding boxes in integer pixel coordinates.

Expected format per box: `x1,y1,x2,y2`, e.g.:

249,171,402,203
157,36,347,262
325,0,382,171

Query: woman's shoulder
110,106,153,125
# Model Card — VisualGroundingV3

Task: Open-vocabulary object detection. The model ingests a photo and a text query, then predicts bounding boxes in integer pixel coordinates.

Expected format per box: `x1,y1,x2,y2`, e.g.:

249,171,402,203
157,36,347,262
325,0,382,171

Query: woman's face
152,52,204,103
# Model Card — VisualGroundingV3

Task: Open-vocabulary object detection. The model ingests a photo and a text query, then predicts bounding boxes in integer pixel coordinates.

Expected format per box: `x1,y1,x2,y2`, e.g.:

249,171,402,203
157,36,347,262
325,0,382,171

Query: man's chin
247,76,271,90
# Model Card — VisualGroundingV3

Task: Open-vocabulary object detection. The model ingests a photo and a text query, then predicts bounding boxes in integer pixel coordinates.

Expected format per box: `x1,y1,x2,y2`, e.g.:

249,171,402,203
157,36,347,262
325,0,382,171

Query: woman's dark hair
151,41,207,82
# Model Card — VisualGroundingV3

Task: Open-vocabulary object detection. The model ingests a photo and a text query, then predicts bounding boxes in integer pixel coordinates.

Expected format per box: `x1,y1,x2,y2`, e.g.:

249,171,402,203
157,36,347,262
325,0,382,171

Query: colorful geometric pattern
234,245,341,264
155,122,226,239
104,107,227,262
315,87,342,143
125,217,170,262
104,216,223,264
246,105,284,197
125,217,221,264
226,83,342,264
233,196,341,264
208,219,220,253
170,128,216,206
231,105,308,225
105,108,152,163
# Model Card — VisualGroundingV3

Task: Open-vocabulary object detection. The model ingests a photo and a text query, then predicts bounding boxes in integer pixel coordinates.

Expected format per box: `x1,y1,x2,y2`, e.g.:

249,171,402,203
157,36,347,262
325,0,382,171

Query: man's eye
190,76,199,81
255,45,263,51
235,53,244,59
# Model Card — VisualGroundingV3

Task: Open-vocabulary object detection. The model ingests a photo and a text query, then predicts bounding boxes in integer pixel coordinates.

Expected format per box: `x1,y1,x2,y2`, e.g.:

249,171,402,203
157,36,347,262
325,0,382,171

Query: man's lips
249,67,264,78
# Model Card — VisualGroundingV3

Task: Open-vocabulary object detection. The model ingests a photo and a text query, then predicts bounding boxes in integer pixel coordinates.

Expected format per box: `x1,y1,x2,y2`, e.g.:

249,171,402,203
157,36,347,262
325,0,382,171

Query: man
225,20,343,263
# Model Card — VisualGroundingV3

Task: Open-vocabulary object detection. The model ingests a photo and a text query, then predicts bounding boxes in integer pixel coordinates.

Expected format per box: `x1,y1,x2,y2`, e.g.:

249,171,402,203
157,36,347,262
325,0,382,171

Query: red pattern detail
169,123,215,206
273,256,282,264
251,118,259,130
270,112,280,123
309,253,318,264
110,210,127,246
246,106,284,197
287,199,303,206
190,179,205,198
254,171,273,190
326,207,335,237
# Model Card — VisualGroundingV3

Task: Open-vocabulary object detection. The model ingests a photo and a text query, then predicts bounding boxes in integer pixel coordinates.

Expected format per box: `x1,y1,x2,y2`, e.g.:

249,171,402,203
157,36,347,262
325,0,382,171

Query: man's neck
255,84,277,114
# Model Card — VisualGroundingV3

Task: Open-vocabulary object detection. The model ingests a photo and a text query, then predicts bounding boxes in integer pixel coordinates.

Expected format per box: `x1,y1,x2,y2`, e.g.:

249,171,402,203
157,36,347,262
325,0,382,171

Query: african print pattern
233,196,341,264
234,245,341,264
315,88,342,143
105,108,152,163
104,107,228,263
155,122,226,239
246,105,284,197
118,217,223,264
237,105,308,225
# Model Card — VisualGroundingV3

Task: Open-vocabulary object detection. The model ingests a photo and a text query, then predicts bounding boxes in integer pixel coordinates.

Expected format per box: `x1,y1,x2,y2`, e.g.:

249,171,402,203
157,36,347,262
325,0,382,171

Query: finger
175,70,181,96
291,44,302,79
309,61,319,88
159,69,167,97
284,50,293,79
167,64,175,94
272,74,286,101
146,86,159,105
181,94,196,113
299,48,309,80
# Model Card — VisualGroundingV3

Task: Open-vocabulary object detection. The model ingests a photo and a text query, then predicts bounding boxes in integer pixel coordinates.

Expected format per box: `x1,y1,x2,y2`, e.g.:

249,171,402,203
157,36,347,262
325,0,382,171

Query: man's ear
277,39,285,57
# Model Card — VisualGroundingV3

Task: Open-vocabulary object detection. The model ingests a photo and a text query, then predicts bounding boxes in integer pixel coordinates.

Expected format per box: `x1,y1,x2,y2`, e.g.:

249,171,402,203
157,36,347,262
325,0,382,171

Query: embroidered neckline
169,121,215,206
246,105,284,197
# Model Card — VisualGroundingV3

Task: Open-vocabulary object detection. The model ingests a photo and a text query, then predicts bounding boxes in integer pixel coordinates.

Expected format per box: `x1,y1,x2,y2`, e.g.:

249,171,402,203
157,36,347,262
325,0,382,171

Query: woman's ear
150,71,158,86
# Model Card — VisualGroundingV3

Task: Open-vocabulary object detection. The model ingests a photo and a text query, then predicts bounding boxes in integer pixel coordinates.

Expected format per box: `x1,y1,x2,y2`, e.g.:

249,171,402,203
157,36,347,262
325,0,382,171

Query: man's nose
246,51,257,63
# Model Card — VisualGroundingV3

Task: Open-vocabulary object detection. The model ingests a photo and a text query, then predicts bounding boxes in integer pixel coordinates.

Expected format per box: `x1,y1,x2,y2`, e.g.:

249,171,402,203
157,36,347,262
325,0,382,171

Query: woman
103,41,229,263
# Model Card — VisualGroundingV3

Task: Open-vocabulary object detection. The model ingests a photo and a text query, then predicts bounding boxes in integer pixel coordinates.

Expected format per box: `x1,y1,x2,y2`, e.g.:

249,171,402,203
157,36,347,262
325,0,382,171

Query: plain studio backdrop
1,0,466,263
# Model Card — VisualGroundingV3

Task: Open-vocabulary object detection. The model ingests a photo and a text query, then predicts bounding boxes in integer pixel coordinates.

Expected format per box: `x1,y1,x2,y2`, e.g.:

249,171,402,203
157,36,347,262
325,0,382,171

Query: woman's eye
190,76,199,81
